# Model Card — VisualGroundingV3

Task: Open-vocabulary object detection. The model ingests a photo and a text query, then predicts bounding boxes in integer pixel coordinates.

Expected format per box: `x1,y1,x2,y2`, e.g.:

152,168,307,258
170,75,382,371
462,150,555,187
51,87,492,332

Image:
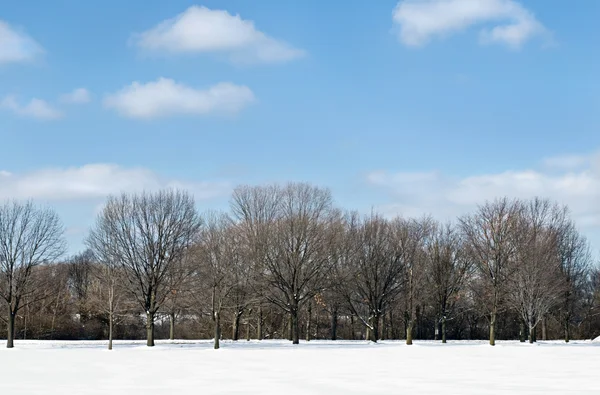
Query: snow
1,340,599,394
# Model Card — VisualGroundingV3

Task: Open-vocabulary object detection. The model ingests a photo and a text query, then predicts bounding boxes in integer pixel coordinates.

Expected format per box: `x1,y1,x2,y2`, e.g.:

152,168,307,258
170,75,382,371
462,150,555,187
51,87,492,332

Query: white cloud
392,0,547,48
0,20,43,64
60,88,91,104
104,77,255,119
367,151,600,232
0,96,62,120
132,6,305,64
0,164,231,202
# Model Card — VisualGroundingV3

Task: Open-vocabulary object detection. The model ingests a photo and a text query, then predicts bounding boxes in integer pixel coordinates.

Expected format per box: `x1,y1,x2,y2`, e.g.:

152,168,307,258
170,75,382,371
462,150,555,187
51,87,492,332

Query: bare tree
87,254,128,350
230,184,281,341
337,213,404,342
396,216,432,345
66,250,94,324
194,211,244,349
556,219,591,342
87,189,201,347
230,264,254,341
84,233,132,351
269,183,338,344
509,198,565,343
459,198,521,346
315,287,344,341
232,183,337,344
0,201,66,348
161,252,196,341
46,264,71,339
424,221,472,343
584,267,600,338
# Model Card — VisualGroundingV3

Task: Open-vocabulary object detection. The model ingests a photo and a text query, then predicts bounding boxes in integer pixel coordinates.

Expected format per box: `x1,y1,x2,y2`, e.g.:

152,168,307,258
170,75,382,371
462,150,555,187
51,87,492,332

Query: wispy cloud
0,96,62,120
0,20,43,64
0,164,232,202
367,152,600,230
104,77,255,119
131,5,305,64
541,153,594,171
392,0,548,49
60,88,91,104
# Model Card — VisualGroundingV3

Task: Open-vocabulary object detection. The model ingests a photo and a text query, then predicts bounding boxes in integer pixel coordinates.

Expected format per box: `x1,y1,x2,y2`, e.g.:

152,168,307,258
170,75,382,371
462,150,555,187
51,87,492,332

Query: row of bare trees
460,198,594,345
1,185,599,349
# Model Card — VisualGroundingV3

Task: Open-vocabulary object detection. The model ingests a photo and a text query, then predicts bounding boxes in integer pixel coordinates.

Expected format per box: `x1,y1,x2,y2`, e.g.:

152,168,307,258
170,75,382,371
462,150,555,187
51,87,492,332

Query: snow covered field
1,340,599,394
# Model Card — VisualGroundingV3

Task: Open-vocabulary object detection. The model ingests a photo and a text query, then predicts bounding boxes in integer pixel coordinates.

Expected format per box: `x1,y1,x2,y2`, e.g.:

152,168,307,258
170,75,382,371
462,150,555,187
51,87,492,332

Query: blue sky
0,0,599,254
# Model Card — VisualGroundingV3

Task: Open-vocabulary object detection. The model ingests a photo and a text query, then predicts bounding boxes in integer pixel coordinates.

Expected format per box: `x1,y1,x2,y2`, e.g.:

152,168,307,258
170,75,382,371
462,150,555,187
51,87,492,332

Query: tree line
1,184,599,349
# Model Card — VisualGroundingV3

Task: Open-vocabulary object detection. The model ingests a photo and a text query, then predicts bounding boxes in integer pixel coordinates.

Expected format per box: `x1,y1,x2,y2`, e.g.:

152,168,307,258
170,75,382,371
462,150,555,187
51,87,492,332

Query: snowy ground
1,339,599,394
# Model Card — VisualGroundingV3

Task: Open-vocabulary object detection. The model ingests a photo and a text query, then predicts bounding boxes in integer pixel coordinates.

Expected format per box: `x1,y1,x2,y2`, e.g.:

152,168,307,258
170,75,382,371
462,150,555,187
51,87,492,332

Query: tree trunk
519,321,525,342
330,309,338,341
146,311,155,347
291,309,299,345
564,315,570,343
528,322,535,344
288,313,293,341
350,315,355,340
257,306,263,341
489,310,496,346
232,312,242,341
372,314,381,342
281,314,292,340
315,308,319,340
405,309,414,345
108,313,113,351
407,271,415,344
415,305,422,340
169,312,175,341
23,305,28,340
441,315,447,344
7,310,16,349
50,294,61,340
214,311,221,350
388,310,394,340
246,322,251,341
306,302,312,342
542,317,547,341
